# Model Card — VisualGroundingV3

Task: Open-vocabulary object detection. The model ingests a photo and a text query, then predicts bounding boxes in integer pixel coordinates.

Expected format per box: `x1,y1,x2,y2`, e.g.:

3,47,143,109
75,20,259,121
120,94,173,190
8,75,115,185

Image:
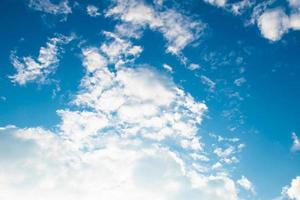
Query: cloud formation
106,0,204,56
10,34,74,85
291,132,300,152
86,5,100,17
28,0,72,15
0,31,241,199
282,176,300,200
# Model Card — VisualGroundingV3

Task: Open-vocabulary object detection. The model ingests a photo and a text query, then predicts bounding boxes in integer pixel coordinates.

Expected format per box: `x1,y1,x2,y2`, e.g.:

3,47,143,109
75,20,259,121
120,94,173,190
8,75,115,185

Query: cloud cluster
10,34,74,85
106,0,204,56
255,0,300,41
237,176,255,194
291,132,300,152
28,0,72,15
86,5,100,17
0,31,241,199
282,176,300,200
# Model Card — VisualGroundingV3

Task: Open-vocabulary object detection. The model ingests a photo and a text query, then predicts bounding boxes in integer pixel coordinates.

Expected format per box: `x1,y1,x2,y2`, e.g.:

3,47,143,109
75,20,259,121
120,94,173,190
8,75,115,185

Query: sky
0,0,300,200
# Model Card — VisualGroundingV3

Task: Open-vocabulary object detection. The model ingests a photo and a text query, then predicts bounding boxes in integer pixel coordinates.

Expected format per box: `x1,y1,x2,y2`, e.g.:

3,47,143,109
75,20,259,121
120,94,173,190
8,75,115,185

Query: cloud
257,8,290,41
9,34,74,85
0,37,241,199
86,5,100,17
163,63,173,73
291,132,300,152
254,0,300,42
234,77,246,87
0,125,239,200
106,0,204,56
200,75,216,92
237,176,255,194
204,0,227,8
28,0,72,15
188,63,200,70
282,176,300,200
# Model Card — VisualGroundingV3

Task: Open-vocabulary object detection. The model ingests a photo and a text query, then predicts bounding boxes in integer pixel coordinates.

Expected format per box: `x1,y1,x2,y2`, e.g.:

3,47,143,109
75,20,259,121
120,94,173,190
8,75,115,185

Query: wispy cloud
29,0,72,15
291,132,300,152
9,34,74,85
86,5,100,17
106,0,205,57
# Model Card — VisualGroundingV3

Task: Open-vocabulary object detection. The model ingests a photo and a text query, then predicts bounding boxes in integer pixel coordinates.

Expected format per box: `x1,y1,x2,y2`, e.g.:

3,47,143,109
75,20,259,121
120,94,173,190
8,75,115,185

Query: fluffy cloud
257,8,290,41
28,0,72,15
237,176,255,194
282,176,300,200
0,39,241,199
0,125,239,200
106,0,204,55
291,132,300,152
86,5,100,17
255,0,300,42
10,34,74,85
204,0,227,8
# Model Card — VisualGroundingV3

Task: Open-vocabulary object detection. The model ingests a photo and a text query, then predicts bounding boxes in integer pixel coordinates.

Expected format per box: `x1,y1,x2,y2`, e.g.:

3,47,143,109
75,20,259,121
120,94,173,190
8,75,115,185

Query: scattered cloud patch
291,132,300,152
86,5,100,17
10,34,74,85
257,8,290,41
204,0,227,8
234,77,246,87
282,176,300,200
28,0,72,15
237,176,255,194
188,63,200,70
200,75,216,92
106,0,205,56
162,64,173,73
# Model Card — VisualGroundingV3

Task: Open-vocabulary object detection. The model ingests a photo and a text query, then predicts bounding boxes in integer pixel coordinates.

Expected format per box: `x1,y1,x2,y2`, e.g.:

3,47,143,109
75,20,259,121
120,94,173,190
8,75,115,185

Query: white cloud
234,77,246,87
200,75,216,92
291,132,300,152
106,0,204,56
230,0,253,15
282,176,300,200
0,41,241,199
204,0,227,8
163,64,173,73
237,176,255,194
254,1,300,42
86,5,100,17
288,0,300,10
10,35,74,85
100,31,143,67
0,125,239,200
29,0,72,15
188,63,200,70
257,8,290,41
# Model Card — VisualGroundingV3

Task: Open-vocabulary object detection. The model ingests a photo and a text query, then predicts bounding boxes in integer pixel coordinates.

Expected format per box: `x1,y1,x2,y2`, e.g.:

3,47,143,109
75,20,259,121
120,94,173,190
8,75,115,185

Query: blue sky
0,0,300,200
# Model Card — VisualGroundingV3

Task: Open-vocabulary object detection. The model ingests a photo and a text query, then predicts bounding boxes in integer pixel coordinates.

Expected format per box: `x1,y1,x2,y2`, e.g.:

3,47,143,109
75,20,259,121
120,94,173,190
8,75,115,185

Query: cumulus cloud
257,8,290,41
9,34,74,85
106,0,204,56
255,0,300,42
86,5,100,17
204,0,227,8
0,125,239,200
282,176,300,200
291,132,300,152
0,34,241,199
28,0,72,15
237,176,255,194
